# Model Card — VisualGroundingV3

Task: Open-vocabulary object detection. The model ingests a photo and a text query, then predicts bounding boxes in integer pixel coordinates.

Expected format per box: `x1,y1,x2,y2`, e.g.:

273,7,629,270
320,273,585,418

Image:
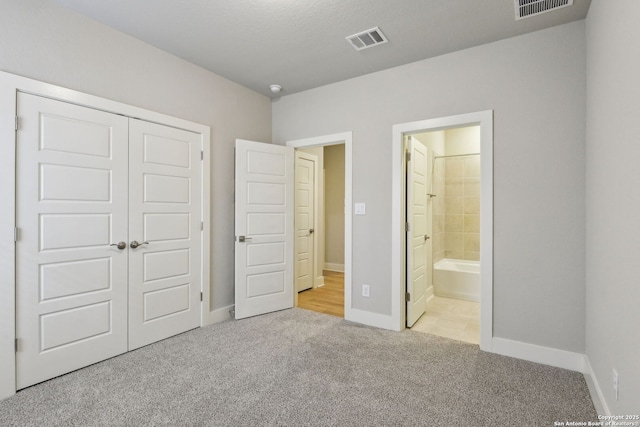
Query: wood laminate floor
297,270,344,318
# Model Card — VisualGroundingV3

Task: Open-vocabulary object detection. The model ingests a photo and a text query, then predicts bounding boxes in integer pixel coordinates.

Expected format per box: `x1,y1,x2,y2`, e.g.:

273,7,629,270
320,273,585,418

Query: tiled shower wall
443,155,480,261
432,158,445,263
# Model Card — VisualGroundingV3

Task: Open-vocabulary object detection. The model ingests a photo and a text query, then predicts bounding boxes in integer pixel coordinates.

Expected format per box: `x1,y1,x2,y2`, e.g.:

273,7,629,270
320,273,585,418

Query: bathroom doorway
391,111,493,351
405,128,481,344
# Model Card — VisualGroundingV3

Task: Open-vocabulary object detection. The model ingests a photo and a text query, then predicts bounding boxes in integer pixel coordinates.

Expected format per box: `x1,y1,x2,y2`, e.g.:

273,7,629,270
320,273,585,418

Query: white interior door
295,151,316,292
128,119,202,350
15,93,129,388
234,139,294,319
406,138,430,327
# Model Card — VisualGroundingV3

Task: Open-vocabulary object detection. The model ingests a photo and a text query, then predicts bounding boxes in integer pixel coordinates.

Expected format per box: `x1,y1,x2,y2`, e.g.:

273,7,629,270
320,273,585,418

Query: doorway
286,132,352,320
405,128,481,344
294,144,346,317
391,111,493,351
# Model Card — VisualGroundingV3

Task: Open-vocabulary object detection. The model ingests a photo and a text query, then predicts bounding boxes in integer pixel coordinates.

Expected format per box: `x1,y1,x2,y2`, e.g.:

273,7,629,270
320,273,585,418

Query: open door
406,137,430,327
294,151,317,293
234,139,294,319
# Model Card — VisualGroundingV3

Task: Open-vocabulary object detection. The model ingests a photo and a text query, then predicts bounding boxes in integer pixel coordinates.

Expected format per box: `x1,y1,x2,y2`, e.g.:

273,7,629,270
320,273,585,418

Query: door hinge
15,338,20,352
201,221,204,231
15,116,19,131
201,150,204,161
14,227,19,242
200,292,203,302
405,292,411,302
405,222,410,232
405,151,411,162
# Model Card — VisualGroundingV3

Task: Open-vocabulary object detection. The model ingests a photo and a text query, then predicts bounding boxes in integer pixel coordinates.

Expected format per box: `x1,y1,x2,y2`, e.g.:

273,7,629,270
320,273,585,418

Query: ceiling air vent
514,0,573,20
346,27,388,51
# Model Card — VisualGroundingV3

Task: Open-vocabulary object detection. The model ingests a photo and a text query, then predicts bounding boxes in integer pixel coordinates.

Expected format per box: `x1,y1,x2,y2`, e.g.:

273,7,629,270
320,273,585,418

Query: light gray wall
585,0,640,413
273,22,586,352
324,144,345,267
0,0,272,312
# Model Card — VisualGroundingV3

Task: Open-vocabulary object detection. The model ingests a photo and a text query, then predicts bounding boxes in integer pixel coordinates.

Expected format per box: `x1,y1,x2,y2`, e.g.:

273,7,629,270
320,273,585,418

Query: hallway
297,271,344,318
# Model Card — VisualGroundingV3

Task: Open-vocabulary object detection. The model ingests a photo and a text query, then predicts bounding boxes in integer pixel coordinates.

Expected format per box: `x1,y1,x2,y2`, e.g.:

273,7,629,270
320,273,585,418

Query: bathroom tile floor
410,296,480,345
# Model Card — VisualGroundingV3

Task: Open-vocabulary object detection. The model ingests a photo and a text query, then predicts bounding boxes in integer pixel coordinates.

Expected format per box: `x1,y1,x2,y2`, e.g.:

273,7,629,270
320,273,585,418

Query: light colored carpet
0,308,596,426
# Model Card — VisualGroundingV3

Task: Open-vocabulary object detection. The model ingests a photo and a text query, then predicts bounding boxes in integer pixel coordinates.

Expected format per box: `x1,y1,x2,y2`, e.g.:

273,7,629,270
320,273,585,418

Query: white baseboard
583,356,610,416
314,275,325,288
434,289,479,302
426,285,434,303
324,262,344,272
491,337,586,373
206,305,234,325
345,308,399,331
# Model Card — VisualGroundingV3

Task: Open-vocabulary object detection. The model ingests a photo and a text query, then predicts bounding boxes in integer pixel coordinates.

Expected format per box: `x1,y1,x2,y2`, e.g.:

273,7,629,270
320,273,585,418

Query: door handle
130,240,149,249
424,235,430,241
110,242,127,250
309,229,314,234
238,236,252,243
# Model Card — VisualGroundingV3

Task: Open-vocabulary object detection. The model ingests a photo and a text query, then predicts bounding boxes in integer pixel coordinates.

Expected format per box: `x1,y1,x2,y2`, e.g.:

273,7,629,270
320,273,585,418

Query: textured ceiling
50,0,591,98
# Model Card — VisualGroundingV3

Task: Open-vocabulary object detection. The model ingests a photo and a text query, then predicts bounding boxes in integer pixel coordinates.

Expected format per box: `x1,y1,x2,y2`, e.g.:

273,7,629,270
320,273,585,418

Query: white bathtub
433,258,480,302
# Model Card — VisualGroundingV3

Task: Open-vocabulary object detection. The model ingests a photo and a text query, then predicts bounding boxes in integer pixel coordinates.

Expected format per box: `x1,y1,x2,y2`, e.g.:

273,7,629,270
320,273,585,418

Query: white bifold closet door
15,93,201,389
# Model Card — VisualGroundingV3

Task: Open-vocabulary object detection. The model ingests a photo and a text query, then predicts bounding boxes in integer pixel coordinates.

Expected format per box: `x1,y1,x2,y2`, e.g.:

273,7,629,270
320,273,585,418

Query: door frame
0,72,212,400
391,111,493,351
286,133,352,320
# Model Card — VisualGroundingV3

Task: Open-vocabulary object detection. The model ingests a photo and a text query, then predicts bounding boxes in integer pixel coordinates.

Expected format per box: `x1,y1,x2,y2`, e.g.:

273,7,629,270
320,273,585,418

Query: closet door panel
128,119,201,350
15,94,129,389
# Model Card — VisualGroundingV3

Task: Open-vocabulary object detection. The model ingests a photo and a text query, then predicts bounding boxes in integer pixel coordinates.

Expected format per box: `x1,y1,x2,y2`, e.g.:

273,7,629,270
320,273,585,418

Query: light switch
354,203,366,215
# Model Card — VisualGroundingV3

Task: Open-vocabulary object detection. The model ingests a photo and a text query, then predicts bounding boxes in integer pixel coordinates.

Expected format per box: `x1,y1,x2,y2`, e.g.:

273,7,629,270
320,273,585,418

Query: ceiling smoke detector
346,27,388,51
514,0,573,20
269,84,282,94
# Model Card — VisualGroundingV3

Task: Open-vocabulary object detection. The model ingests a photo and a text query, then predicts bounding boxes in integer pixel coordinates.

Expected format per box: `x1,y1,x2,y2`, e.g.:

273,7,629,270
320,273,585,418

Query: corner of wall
583,355,610,415
207,305,234,325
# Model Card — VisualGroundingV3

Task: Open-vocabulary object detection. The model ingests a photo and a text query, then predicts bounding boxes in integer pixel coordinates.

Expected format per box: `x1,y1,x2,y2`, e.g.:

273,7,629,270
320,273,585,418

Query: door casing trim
391,111,493,349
